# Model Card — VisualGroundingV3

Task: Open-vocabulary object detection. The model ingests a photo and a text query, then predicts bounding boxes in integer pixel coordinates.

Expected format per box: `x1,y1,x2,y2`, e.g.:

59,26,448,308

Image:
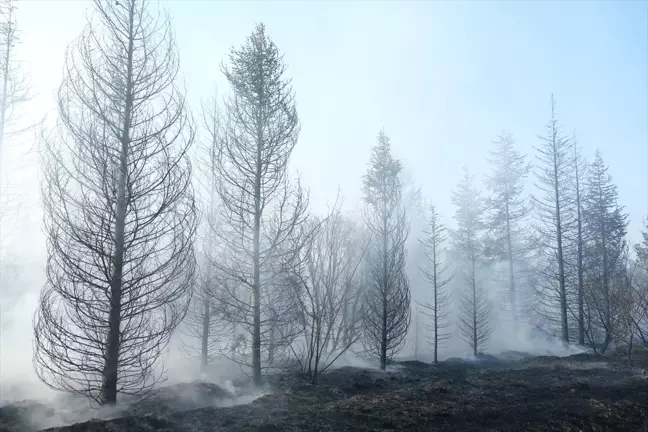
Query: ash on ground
2,350,647,432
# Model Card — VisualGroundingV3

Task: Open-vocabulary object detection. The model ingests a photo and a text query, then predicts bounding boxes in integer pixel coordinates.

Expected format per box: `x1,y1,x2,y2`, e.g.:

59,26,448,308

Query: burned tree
179,89,227,373
362,130,411,370
33,0,196,404
631,221,648,349
533,95,573,343
484,132,531,328
453,166,493,356
213,23,308,385
570,134,587,345
581,150,628,352
416,203,452,363
283,204,368,383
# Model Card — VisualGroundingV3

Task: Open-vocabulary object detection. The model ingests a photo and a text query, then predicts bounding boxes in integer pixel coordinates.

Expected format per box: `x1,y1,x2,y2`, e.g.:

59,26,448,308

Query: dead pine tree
453,166,493,357
33,0,197,405
213,23,308,386
571,133,587,345
484,132,531,330
179,260,229,374
361,130,411,370
416,203,452,363
532,94,573,343
179,88,227,374
581,150,629,352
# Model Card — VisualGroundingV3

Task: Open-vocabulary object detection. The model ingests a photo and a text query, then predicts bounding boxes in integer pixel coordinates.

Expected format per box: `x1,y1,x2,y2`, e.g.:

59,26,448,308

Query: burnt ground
2,351,648,432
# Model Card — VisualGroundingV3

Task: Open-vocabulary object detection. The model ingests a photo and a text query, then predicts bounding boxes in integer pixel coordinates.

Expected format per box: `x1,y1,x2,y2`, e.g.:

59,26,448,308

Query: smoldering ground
1,345,647,432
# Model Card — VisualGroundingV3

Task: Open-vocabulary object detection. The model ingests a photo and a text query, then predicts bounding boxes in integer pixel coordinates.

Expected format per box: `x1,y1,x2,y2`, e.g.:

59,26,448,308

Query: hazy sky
13,0,648,243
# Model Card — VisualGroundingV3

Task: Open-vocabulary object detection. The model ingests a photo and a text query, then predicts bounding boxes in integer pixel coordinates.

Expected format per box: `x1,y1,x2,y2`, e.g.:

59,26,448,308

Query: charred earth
1,351,647,432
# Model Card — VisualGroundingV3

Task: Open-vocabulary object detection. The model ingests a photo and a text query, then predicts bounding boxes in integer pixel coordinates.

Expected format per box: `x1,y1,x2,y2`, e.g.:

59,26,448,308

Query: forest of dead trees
0,0,645,406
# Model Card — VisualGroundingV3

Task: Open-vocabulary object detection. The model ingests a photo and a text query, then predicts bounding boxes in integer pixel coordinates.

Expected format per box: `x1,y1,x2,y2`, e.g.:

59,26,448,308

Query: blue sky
12,0,648,243
172,0,648,241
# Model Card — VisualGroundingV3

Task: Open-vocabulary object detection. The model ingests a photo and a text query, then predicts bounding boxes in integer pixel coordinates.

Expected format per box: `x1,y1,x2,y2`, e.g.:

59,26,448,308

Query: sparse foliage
452,166,493,356
179,88,227,372
532,95,573,343
33,0,197,404
630,221,648,349
284,203,367,383
484,132,531,328
0,0,32,329
211,23,308,385
416,203,452,363
361,130,411,370
569,134,587,345
581,150,628,353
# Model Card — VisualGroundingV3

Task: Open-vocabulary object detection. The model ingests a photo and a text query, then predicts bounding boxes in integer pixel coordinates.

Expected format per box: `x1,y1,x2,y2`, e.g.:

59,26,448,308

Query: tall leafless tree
212,23,308,385
484,132,531,328
532,94,573,343
453,166,493,356
361,130,411,370
569,133,587,345
33,0,197,405
416,203,452,363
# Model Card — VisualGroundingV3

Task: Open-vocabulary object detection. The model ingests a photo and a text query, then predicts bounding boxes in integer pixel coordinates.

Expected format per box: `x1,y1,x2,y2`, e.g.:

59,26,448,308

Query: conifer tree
362,130,411,370
533,95,573,343
582,150,628,351
453,166,493,356
484,131,531,328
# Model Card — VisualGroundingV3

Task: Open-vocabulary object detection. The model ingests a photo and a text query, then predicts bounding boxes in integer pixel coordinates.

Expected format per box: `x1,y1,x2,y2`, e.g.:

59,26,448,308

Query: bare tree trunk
201,299,210,372
380,210,388,370
599,195,611,346
433,244,438,363
553,161,569,344
103,146,127,404
472,255,478,357
505,201,516,328
574,142,585,345
252,133,262,385
103,8,135,401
